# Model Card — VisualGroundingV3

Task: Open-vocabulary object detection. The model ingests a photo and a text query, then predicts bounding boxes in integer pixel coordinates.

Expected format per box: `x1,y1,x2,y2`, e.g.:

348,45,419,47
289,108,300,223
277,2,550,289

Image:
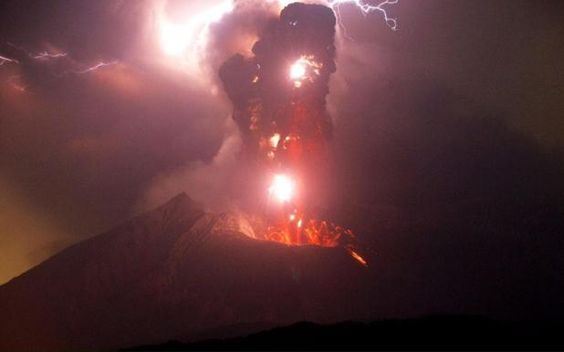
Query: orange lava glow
264,217,368,266
349,249,368,267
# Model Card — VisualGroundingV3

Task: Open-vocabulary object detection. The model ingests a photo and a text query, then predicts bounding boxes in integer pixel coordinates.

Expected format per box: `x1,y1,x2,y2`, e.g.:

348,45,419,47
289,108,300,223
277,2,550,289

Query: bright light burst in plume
270,133,281,148
290,60,307,80
289,55,322,88
269,174,296,203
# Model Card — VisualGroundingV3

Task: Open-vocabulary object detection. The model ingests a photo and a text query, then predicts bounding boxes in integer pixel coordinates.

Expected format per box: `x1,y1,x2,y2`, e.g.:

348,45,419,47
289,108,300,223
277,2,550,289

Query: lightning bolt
327,0,399,31
31,51,68,60
1,40,118,93
6,42,69,61
73,60,117,74
0,55,19,66
3,40,116,74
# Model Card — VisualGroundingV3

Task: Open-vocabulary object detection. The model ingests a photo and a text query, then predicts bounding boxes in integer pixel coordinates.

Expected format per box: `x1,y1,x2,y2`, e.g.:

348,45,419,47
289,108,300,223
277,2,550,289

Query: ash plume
219,3,337,169
216,3,364,262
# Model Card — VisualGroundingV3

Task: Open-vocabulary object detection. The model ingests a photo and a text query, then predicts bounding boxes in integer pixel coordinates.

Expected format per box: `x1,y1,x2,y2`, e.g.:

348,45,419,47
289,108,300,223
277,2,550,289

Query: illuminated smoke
219,2,367,266
219,2,336,163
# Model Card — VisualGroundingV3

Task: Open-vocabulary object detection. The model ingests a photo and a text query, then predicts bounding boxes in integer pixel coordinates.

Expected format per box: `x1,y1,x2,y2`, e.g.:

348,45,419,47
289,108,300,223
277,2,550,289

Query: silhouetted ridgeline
127,315,564,351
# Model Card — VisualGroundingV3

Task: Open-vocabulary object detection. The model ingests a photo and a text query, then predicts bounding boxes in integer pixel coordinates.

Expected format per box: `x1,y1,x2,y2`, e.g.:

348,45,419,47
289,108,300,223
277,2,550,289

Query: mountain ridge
0,193,370,350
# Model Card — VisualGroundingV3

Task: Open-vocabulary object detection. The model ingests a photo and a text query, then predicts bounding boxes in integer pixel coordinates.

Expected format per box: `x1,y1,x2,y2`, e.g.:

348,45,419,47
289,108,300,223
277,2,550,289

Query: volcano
0,193,370,350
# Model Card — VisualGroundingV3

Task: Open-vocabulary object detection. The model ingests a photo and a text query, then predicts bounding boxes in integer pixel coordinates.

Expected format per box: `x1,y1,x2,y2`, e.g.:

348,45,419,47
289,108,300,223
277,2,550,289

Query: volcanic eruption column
220,3,366,265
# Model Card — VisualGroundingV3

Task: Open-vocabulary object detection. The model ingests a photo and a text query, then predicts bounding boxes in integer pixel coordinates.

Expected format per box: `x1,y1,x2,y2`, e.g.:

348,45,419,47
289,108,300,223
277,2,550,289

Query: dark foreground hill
129,316,564,351
0,194,370,350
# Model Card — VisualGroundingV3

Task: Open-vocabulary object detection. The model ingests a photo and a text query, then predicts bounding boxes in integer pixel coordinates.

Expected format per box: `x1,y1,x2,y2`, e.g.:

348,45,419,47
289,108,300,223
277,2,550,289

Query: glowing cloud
160,22,193,57
156,0,234,58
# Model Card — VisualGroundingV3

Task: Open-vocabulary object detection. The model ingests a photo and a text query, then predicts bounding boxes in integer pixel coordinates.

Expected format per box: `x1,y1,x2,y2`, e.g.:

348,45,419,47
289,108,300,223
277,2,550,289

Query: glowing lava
263,217,368,267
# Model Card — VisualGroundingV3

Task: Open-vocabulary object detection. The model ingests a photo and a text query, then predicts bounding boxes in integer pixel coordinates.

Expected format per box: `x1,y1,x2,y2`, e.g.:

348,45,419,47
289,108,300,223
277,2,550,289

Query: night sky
1,0,563,317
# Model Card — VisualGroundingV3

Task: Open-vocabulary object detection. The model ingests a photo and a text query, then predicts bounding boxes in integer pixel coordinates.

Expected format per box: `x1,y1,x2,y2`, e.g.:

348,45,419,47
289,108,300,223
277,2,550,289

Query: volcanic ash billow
219,3,366,265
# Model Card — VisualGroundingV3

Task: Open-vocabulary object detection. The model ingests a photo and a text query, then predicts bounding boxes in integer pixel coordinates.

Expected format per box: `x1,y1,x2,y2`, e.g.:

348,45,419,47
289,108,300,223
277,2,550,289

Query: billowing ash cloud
219,3,336,164
214,3,365,254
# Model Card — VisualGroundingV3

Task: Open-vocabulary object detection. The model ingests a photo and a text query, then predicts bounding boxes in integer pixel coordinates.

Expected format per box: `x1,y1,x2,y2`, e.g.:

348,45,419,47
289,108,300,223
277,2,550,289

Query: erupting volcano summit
0,193,371,350
220,3,365,264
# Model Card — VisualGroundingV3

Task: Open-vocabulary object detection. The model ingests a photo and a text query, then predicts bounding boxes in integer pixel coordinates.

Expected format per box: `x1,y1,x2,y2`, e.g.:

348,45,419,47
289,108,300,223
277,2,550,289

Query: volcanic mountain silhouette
0,193,370,350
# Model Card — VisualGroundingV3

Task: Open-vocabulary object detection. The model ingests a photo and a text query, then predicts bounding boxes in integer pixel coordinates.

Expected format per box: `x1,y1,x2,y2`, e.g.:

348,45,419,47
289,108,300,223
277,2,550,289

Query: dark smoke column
219,3,362,255
219,3,336,168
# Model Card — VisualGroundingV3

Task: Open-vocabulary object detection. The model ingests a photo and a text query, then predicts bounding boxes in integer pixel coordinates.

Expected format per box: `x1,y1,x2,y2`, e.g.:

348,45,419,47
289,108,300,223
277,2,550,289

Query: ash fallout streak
220,3,367,265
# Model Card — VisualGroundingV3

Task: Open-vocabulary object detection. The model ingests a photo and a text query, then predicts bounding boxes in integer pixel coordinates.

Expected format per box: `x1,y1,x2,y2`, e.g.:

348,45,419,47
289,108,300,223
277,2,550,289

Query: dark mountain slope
0,193,369,350
129,316,564,351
